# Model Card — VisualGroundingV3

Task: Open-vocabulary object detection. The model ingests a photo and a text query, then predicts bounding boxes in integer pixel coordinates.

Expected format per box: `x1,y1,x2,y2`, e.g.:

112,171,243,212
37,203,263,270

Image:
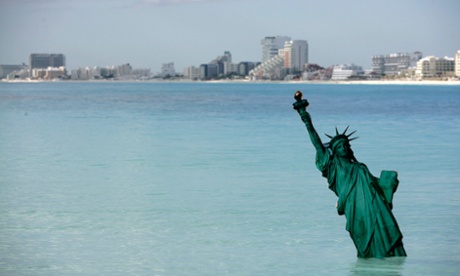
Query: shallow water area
0,82,459,275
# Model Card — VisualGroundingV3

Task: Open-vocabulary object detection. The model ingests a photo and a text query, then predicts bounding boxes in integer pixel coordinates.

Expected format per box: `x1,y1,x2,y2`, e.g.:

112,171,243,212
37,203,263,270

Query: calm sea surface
0,82,459,275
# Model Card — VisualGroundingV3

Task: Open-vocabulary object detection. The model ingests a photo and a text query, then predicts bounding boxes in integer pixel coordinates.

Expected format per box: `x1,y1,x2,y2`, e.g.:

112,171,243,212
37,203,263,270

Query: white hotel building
330,64,364,80
455,50,460,78
415,56,455,78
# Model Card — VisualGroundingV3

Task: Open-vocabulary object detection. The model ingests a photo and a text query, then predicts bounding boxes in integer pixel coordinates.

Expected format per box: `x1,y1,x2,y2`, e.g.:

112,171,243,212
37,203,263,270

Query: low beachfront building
32,66,66,79
0,64,27,79
331,64,364,80
415,56,455,79
71,67,101,80
131,68,151,79
117,63,132,76
44,67,66,79
6,68,30,80
372,52,422,76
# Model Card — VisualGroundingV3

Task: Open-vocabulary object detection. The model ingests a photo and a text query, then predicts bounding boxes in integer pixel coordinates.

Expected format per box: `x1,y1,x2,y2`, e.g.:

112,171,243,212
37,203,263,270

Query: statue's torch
292,90,309,115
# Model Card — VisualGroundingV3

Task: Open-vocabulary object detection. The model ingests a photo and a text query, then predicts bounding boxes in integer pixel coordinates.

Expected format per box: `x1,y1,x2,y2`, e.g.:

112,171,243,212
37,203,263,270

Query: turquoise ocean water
0,82,459,275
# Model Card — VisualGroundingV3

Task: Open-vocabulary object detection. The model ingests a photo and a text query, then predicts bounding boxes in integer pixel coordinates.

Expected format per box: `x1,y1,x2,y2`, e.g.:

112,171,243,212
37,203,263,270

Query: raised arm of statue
299,110,327,158
293,91,327,160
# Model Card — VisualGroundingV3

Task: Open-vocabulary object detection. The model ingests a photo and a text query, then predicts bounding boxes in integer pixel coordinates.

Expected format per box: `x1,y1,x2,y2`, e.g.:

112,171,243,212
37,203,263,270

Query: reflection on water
350,257,406,276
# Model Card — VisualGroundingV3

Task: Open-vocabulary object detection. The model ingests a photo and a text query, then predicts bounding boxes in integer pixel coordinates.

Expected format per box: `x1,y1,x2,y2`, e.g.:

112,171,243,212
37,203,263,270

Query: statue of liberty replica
293,91,406,258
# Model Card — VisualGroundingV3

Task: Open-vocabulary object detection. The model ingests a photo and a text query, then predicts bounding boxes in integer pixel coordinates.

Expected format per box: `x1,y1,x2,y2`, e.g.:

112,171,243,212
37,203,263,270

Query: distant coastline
2,78,460,86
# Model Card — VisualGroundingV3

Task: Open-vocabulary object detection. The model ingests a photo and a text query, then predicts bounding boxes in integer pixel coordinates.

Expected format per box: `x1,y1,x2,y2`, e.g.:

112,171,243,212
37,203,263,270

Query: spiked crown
324,126,358,150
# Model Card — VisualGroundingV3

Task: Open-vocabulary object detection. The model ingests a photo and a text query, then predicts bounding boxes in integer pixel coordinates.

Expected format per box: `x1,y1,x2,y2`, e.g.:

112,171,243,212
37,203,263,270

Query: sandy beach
326,79,460,85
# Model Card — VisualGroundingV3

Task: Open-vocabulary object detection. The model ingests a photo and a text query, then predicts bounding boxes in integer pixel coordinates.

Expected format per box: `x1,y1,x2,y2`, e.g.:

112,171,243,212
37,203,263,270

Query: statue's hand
337,200,345,216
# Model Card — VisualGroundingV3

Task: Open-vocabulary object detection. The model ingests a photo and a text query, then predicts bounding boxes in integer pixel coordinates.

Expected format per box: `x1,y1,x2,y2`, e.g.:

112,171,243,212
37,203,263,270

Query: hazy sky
1,0,459,72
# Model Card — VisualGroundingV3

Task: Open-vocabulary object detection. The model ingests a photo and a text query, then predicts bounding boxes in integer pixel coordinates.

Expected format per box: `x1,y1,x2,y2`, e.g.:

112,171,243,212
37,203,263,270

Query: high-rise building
411,51,423,67
223,51,232,63
283,40,309,73
199,64,218,79
250,38,308,80
261,36,291,63
29,53,65,70
209,51,234,76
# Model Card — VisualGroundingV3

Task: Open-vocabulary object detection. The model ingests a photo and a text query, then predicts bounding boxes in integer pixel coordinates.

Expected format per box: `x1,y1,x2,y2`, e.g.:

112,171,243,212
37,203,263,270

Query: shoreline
2,78,460,85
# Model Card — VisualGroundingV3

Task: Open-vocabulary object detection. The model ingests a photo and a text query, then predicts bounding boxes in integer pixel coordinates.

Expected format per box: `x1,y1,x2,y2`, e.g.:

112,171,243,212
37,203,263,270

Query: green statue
293,91,406,258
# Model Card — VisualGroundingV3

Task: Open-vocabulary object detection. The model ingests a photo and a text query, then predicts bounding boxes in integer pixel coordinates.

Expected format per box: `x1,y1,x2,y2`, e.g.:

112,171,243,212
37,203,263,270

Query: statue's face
334,140,350,157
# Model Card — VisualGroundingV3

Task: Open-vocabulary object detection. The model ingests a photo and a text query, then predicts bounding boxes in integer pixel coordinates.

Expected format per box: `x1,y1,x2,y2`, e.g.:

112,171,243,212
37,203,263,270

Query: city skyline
1,0,459,72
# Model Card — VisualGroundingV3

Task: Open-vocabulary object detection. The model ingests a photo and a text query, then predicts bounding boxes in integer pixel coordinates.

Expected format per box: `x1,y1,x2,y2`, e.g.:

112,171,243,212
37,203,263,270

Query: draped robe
316,152,407,258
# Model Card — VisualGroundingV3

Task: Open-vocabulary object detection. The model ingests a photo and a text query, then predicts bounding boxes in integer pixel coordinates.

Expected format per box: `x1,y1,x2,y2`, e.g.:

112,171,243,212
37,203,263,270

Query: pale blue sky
1,0,459,72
